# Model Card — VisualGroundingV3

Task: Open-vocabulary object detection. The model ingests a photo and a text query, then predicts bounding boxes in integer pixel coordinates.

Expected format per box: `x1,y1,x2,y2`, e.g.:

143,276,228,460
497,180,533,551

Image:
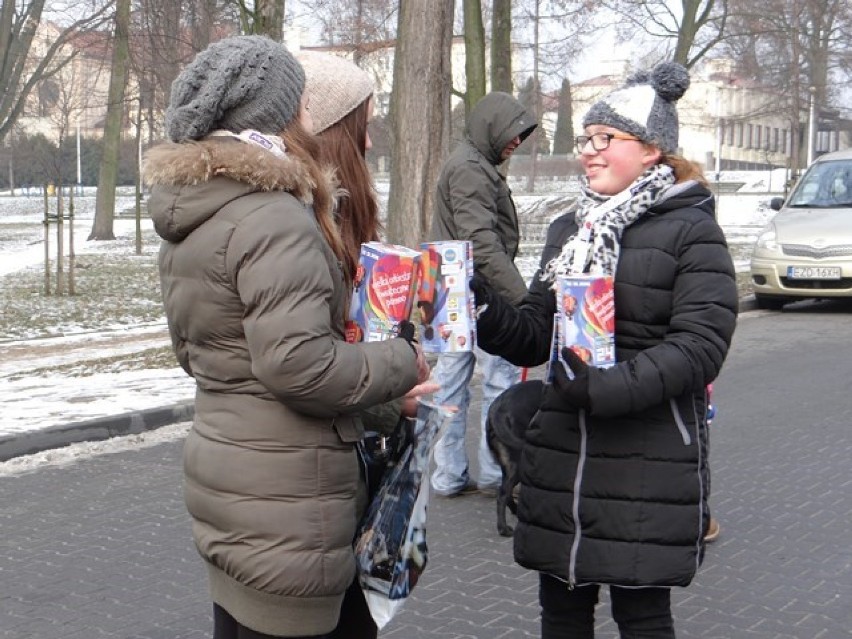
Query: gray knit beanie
297,51,374,134
166,35,305,142
582,61,690,154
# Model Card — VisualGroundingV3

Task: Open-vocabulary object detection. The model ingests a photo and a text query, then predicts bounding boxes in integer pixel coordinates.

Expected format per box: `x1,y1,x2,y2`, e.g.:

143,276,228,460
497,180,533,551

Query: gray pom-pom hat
166,35,306,143
582,61,690,154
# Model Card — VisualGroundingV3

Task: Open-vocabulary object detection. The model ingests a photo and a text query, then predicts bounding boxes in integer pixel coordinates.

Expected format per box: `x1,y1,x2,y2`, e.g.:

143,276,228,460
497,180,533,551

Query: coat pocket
333,414,364,443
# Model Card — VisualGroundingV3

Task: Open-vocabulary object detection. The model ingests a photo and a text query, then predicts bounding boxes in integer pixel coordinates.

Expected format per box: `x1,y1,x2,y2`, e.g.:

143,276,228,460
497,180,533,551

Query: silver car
750,148,852,310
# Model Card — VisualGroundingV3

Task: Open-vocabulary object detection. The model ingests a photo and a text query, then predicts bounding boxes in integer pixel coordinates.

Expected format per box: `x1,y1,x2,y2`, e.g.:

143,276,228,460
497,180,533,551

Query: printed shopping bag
354,400,452,629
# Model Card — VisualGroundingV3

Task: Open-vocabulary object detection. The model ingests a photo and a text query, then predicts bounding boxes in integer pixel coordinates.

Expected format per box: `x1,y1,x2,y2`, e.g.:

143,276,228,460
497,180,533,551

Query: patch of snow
0,180,776,459
0,421,191,477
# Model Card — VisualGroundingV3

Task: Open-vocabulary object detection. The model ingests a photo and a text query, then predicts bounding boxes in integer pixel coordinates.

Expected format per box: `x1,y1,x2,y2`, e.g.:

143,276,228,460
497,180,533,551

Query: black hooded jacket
477,180,738,587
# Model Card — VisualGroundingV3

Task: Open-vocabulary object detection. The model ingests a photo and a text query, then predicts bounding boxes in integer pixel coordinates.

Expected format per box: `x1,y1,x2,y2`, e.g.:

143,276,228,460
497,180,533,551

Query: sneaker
476,483,499,498
434,481,478,498
704,517,721,543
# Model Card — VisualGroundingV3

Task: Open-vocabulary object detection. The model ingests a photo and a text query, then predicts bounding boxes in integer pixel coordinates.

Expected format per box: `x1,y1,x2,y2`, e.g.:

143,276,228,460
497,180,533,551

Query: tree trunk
43,189,51,295
553,78,574,155
490,0,513,94
525,1,541,193
90,0,131,241
386,0,453,248
55,186,65,295
463,0,486,118
255,0,285,41
673,0,701,67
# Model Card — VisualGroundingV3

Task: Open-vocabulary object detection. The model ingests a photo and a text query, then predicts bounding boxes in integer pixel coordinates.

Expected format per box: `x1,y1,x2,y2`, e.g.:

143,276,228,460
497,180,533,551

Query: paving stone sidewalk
2,310,851,638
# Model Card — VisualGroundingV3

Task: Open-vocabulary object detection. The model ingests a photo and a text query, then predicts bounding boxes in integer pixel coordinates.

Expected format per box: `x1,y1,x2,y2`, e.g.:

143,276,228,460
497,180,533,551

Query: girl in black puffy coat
472,62,738,638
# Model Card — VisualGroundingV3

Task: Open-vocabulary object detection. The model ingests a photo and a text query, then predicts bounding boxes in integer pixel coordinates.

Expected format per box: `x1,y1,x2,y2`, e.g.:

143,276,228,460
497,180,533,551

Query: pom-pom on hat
166,35,305,142
297,51,374,134
582,61,690,154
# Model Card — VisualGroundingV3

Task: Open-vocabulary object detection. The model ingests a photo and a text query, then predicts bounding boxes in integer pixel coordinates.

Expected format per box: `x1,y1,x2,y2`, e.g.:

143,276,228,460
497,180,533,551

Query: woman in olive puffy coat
146,36,425,639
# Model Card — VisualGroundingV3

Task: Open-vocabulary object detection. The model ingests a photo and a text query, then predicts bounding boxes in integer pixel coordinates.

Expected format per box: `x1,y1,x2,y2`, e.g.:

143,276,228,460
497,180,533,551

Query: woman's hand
414,344,430,383
400,381,440,418
395,320,430,383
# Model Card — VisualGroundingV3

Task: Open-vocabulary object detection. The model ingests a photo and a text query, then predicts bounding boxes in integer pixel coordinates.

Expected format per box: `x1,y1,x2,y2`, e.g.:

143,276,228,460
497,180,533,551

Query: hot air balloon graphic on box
555,275,615,368
346,242,422,343
415,241,475,353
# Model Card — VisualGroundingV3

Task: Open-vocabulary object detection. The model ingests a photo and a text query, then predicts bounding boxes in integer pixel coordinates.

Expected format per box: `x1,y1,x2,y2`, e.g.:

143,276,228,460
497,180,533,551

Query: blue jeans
430,347,521,495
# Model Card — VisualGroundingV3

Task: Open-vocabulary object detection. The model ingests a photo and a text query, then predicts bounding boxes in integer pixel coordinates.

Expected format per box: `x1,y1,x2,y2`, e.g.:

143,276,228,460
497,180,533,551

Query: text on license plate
787,266,842,280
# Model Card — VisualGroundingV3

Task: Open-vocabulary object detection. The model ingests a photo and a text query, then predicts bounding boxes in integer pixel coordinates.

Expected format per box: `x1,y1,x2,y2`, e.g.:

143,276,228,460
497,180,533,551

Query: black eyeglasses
574,132,641,153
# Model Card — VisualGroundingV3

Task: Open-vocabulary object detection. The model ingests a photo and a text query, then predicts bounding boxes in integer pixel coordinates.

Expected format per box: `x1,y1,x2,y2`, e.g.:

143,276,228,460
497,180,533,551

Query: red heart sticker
582,277,615,335
367,255,416,323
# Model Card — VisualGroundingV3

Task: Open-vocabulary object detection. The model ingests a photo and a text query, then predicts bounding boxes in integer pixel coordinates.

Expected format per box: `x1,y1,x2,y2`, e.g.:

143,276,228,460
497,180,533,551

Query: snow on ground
0,180,777,466
0,421,192,477
0,194,195,439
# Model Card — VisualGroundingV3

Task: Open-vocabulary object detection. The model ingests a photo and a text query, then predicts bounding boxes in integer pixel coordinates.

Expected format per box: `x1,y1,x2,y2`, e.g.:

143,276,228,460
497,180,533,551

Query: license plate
787,266,842,280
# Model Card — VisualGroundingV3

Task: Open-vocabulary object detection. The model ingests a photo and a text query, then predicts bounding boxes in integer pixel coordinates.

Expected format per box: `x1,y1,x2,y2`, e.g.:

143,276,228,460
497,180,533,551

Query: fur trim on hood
143,137,325,205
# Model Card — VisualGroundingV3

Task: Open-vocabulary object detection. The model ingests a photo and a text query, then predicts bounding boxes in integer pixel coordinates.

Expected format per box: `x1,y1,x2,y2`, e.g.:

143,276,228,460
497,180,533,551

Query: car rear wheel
754,294,789,310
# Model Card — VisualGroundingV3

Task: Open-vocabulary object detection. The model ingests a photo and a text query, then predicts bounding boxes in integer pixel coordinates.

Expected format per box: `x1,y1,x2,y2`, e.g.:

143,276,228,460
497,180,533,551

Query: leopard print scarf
541,163,676,283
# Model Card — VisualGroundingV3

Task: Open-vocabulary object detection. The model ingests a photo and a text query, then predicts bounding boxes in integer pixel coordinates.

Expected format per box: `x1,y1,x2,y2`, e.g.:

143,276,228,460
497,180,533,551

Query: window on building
755,125,761,150
727,121,735,146
38,80,60,117
377,92,391,116
736,123,743,147
747,124,754,149
773,128,780,152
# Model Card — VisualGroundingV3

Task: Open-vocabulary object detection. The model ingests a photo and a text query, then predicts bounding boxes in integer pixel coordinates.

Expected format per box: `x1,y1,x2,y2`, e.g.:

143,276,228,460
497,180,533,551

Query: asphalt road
2,301,852,638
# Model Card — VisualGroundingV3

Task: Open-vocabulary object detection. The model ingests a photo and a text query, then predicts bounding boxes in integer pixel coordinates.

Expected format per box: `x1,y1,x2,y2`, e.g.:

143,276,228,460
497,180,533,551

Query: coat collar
143,137,318,205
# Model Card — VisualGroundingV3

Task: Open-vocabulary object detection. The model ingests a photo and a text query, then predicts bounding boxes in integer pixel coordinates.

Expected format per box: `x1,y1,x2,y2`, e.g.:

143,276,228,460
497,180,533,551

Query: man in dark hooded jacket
428,92,537,497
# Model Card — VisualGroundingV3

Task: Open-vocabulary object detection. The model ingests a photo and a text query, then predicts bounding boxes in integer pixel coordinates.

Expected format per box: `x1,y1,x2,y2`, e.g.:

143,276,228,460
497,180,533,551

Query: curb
739,294,758,313
0,401,194,462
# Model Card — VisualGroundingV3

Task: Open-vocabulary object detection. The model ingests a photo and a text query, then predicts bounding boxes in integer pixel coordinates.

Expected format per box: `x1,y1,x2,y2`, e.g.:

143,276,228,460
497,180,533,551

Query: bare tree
231,0,285,40
461,0,486,117
723,0,852,169
514,0,593,87
603,0,730,69
90,0,131,240
490,0,513,93
300,0,398,58
132,0,232,145
0,0,113,144
385,0,453,247
552,77,574,155
513,0,590,190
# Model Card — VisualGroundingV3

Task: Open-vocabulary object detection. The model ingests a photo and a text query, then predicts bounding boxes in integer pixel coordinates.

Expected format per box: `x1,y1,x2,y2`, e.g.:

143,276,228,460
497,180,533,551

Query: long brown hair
314,97,379,278
280,119,350,278
660,152,709,186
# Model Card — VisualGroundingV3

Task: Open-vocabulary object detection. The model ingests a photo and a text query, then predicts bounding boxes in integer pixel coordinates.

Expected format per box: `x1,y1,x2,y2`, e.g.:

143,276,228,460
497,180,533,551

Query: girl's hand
400,381,440,418
414,344,430,384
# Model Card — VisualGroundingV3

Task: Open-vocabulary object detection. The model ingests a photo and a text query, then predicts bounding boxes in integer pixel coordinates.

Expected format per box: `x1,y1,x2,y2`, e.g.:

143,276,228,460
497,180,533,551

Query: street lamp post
76,118,82,195
714,84,723,184
807,86,816,166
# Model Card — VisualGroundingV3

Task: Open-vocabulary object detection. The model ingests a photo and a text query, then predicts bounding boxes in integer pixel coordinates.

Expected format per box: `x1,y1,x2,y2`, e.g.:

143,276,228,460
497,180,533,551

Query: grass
0,212,756,378
0,230,163,341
